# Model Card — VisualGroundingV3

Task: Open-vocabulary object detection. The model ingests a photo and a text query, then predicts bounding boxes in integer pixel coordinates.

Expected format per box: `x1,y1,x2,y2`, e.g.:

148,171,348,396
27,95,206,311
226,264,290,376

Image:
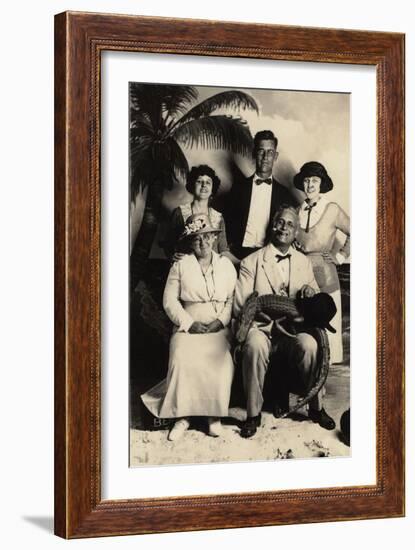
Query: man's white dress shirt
242,174,273,248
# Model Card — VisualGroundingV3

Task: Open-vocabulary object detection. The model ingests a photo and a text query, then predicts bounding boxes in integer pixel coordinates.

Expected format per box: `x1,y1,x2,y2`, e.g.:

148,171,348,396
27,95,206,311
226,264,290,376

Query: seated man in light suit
233,205,336,438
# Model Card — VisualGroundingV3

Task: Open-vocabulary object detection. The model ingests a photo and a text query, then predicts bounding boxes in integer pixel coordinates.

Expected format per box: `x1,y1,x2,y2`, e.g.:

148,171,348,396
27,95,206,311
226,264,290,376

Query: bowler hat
293,161,333,193
302,292,337,333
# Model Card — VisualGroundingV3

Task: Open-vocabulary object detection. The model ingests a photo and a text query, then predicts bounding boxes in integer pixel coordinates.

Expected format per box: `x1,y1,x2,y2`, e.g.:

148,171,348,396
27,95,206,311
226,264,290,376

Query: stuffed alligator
235,291,336,418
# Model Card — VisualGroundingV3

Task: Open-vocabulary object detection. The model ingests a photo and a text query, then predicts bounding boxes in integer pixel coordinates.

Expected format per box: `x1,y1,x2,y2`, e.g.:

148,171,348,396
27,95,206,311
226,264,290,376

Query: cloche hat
293,161,333,193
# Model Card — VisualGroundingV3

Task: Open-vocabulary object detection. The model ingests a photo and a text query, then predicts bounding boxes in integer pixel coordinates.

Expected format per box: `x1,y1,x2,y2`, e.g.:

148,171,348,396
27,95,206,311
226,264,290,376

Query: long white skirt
141,327,234,418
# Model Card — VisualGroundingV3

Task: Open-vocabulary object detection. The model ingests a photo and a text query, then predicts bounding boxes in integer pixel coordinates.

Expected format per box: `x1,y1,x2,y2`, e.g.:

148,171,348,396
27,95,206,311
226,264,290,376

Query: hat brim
325,323,336,334
179,227,222,240
293,172,333,193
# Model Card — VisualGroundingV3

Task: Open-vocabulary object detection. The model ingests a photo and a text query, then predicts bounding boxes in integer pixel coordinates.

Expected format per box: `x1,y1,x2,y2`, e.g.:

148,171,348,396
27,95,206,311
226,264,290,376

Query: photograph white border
101,51,376,500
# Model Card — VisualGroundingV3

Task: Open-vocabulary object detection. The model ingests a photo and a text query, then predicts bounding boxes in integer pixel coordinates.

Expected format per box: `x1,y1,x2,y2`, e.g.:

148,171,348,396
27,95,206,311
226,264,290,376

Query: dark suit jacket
224,174,297,259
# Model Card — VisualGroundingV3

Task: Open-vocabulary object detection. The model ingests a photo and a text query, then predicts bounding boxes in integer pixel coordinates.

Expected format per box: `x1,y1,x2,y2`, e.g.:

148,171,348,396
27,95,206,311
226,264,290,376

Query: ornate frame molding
55,11,405,538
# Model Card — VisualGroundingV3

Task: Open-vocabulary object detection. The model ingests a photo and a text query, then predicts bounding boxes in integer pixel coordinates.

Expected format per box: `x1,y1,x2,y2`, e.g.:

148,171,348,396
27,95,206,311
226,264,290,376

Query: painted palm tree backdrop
129,83,259,290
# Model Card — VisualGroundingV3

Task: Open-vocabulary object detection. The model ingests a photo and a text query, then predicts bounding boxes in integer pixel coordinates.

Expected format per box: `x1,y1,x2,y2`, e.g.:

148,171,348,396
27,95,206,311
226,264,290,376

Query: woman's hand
172,252,186,263
292,239,306,253
220,250,241,266
322,251,336,265
205,319,224,333
189,321,209,334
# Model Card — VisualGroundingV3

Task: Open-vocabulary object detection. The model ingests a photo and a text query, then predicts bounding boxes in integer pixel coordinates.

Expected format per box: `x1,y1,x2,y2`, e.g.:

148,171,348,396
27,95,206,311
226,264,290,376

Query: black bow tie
275,253,291,262
304,201,317,210
256,177,272,185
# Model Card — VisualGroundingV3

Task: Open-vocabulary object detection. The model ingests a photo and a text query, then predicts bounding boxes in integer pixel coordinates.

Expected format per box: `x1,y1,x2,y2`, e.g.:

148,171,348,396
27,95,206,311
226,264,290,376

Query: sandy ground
130,364,350,466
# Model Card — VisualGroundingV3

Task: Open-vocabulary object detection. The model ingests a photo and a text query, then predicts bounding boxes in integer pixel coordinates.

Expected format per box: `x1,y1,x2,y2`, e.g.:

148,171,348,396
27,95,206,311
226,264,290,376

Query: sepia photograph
129,82,351,466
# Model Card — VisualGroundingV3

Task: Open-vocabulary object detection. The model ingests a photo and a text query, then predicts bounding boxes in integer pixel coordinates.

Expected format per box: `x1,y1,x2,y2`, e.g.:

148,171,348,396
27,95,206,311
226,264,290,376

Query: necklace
198,257,217,312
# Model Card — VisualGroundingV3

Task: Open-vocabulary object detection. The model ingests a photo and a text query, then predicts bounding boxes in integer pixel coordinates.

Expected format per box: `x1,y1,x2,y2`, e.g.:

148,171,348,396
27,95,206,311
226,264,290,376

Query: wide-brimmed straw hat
293,161,333,193
179,213,221,240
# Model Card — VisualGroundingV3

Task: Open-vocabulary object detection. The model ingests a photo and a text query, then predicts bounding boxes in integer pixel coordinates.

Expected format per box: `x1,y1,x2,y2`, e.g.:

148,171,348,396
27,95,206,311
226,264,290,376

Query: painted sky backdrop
161,85,350,216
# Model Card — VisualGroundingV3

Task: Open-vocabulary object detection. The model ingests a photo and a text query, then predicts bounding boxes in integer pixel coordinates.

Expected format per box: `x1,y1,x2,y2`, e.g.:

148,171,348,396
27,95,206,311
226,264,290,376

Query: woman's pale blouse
299,197,350,262
163,252,237,332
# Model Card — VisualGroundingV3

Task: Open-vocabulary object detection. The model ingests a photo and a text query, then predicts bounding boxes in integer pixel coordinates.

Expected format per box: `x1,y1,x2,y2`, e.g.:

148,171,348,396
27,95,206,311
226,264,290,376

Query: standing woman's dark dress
163,164,233,262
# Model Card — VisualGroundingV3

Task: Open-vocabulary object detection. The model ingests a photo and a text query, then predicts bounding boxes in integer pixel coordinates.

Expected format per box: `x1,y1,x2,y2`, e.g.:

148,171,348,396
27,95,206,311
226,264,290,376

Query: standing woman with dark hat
294,161,350,364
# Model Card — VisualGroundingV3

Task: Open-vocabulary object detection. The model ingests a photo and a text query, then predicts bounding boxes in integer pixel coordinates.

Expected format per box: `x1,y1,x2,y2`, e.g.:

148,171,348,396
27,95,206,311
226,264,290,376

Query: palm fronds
173,115,254,156
129,83,259,203
175,90,259,126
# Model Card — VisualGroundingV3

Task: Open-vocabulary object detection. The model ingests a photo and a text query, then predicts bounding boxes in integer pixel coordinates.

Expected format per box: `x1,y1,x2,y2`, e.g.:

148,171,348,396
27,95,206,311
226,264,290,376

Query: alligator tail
279,328,331,418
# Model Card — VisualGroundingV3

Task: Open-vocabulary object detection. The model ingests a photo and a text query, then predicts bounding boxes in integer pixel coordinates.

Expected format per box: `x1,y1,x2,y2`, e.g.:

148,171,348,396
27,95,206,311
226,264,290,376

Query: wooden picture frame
54,11,405,538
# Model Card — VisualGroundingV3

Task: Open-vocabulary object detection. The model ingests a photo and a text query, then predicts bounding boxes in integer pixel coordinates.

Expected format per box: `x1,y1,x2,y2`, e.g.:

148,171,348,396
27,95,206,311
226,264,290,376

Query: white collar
269,243,294,257
300,195,328,213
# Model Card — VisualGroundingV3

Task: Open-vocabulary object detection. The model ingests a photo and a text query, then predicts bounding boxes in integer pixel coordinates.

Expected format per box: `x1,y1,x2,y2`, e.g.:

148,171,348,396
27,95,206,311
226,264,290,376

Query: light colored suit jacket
233,243,319,335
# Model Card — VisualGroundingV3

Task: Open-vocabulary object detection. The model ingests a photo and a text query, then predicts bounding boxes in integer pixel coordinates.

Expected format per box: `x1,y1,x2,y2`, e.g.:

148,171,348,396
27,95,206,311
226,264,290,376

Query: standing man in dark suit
224,130,297,263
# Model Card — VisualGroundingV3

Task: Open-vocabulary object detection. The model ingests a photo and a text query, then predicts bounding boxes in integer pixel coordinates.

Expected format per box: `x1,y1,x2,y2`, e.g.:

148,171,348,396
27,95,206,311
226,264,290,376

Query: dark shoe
273,403,289,419
240,414,261,438
309,408,336,431
340,409,350,446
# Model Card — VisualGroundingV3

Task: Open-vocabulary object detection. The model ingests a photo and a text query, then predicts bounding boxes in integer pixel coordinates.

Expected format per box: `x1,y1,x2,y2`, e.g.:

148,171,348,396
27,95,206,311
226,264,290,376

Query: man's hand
189,322,209,334
205,319,224,333
254,311,272,323
299,284,316,299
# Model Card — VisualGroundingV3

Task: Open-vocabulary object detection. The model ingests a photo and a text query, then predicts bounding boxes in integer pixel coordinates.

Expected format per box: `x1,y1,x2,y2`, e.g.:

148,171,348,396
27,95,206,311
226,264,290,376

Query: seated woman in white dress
141,213,237,441
294,161,350,364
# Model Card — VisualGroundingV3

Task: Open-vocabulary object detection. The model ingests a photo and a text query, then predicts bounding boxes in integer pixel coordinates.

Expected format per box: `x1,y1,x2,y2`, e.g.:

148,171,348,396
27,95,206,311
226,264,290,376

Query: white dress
141,252,237,418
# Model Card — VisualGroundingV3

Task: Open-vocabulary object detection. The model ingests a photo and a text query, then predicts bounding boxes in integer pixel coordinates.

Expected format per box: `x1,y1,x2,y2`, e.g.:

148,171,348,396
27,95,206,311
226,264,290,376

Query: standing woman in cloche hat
294,161,350,364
